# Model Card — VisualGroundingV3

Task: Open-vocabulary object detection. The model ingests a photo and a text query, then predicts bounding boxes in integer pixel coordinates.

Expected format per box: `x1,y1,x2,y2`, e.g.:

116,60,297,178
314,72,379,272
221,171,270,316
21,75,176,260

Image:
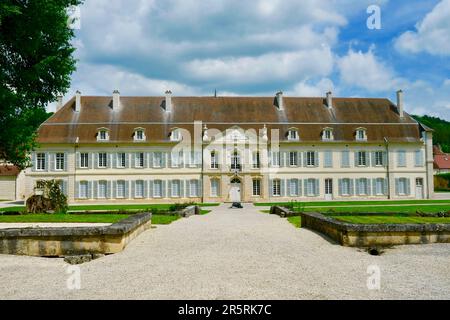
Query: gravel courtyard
0,204,449,300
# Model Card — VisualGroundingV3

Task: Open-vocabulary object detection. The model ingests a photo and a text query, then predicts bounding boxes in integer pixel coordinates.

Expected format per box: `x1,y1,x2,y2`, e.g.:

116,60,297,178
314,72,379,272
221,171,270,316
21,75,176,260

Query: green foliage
38,180,68,214
0,0,81,169
412,115,450,153
435,174,450,191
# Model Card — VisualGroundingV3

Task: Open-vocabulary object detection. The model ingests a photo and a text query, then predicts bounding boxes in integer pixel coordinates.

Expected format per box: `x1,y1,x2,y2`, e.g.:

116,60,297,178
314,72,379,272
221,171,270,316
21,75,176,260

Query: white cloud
184,47,334,83
289,78,336,97
337,48,406,92
395,0,450,55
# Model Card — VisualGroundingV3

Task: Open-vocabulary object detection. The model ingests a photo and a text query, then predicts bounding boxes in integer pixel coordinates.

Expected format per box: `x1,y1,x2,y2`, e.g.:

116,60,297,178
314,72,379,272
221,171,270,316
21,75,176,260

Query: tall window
396,178,409,195
357,151,367,166
55,153,65,170
341,150,350,168
252,152,260,169
117,153,126,168
98,181,107,198
211,179,219,197
36,153,46,170
189,180,198,197
98,153,107,168
153,180,162,197
171,180,180,197
252,179,261,196
306,179,316,197
375,178,384,195
210,152,219,169
135,180,144,198
375,151,384,166
397,150,406,167
79,181,88,198
341,178,351,196
289,179,299,196
116,181,126,198
306,151,316,166
272,179,281,196
289,151,298,166
136,153,144,168
153,152,163,167
231,151,241,170
414,150,424,167
80,153,89,168
271,151,280,167
324,151,333,168
357,178,369,195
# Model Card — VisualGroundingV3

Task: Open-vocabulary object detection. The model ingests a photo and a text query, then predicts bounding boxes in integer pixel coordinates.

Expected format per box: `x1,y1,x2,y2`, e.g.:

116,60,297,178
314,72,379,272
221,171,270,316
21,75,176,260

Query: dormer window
355,128,367,141
97,128,109,141
287,129,299,141
170,129,182,142
322,128,334,141
134,128,146,142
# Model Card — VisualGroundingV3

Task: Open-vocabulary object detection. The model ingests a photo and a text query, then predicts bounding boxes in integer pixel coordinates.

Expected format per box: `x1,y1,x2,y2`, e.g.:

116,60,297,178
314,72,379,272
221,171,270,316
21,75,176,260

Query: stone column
425,131,434,199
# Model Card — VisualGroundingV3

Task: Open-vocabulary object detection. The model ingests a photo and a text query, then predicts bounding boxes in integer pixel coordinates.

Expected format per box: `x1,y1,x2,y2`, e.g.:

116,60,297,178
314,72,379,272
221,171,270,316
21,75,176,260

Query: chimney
75,90,81,112
326,91,333,109
397,90,404,118
113,90,120,110
276,91,284,110
165,90,172,112
56,95,63,111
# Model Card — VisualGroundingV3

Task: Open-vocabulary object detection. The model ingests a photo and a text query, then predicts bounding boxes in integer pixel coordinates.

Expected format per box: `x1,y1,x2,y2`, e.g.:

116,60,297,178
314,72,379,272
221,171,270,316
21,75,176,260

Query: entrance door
415,178,424,199
325,179,333,201
230,178,241,202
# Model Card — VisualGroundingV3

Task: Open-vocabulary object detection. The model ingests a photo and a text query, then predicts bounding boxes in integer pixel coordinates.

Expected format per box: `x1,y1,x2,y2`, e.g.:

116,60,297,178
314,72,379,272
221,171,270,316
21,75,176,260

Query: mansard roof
37,95,423,144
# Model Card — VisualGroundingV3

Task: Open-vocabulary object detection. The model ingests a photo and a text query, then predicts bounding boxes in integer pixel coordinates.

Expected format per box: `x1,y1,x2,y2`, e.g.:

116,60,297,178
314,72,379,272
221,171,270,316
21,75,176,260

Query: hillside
412,115,450,153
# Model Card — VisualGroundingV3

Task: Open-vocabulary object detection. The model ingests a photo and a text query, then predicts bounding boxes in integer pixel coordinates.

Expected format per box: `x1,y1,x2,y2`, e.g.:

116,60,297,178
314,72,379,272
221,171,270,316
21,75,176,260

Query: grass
199,210,211,215
254,199,450,207
329,215,450,224
287,216,301,228
0,214,129,224
303,205,450,214
151,214,180,225
0,203,219,213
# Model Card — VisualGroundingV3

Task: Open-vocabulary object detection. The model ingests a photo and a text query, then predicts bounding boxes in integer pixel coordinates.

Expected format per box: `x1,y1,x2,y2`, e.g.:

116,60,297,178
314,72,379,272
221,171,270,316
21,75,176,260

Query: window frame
98,152,108,168
272,179,281,197
80,153,89,169
36,153,46,171
252,179,261,196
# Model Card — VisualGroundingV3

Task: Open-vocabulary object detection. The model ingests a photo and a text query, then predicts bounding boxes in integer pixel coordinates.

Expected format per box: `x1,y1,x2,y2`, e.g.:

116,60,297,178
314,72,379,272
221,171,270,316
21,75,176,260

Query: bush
435,174,450,191
26,180,68,214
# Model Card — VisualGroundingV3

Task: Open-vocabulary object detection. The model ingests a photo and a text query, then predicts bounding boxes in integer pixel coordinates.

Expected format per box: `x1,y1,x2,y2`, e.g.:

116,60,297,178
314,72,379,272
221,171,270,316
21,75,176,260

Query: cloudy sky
55,0,450,120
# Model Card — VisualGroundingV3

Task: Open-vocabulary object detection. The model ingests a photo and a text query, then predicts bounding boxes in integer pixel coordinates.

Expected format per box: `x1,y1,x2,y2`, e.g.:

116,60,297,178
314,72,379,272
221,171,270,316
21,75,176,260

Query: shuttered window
397,150,406,167
80,153,89,168
153,180,162,197
252,179,261,196
341,151,350,168
98,181,107,198
211,179,220,197
272,179,281,196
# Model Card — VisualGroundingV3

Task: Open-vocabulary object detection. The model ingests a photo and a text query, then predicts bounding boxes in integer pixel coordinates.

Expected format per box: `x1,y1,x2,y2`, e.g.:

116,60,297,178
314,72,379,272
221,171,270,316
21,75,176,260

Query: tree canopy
0,0,81,169
412,115,450,153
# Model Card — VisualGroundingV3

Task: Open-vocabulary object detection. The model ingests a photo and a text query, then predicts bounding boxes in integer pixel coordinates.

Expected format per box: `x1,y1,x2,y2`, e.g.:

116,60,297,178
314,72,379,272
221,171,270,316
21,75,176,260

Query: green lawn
199,210,211,215
330,215,450,224
151,214,180,225
254,199,450,207
303,205,450,214
0,203,219,213
287,216,301,228
0,214,129,224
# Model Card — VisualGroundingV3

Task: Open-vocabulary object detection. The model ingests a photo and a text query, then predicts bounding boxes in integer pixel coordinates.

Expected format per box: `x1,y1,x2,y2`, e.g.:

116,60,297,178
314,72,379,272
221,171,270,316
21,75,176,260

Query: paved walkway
0,203,449,299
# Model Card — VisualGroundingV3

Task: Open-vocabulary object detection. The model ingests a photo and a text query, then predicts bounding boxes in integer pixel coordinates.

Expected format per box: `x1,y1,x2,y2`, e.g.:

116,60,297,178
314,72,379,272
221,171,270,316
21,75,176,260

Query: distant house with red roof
433,145,450,175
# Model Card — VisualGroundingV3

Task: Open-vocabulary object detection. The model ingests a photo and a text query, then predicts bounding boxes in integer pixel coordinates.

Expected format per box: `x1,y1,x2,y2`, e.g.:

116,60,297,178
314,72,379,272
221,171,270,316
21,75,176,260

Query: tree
412,115,450,153
0,0,81,169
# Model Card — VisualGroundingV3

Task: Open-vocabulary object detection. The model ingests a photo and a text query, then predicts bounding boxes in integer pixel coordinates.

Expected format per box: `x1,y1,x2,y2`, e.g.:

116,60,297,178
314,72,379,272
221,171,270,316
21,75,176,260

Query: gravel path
0,203,449,300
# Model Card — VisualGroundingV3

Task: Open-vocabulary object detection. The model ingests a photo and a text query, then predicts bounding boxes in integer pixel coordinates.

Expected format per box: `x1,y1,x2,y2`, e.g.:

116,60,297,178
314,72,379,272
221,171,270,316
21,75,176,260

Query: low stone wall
300,211,450,247
0,212,152,257
270,206,298,218
179,205,200,217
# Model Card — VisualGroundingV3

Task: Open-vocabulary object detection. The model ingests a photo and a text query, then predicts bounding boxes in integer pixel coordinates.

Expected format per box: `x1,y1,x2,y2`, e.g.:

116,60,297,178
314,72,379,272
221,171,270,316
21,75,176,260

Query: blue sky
56,0,450,120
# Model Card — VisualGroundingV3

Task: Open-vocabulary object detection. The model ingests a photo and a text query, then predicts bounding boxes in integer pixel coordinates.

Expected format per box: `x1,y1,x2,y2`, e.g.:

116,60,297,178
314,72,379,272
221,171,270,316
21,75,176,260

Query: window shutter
148,152,153,168
124,181,129,198
303,152,308,167
93,181,98,199
297,152,302,167
314,179,320,196
63,153,68,171
406,178,411,195
45,152,49,171
198,179,203,197
112,181,117,198
354,152,358,167
268,151,272,166
349,179,354,196
148,180,153,198
298,179,302,196
269,179,273,196
75,181,80,199
367,179,371,196
89,153,94,169
383,178,389,196
135,153,139,168
280,152,285,167
324,151,332,168
372,179,377,196
395,178,400,196
169,151,174,167
338,179,343,196
131,180,136,198
88,181,93,199
280,179,286,197
304,179,308,196
107,181,112,198
124,153,129,168
161,153,167,168
76,152,81,169
31,153,36,172
180,180,185,198
49,153,55,172
382,152,388,166
161,181,167,197
94,153,99,169
314,151,319,167
371,152,376,167
62,180,68,196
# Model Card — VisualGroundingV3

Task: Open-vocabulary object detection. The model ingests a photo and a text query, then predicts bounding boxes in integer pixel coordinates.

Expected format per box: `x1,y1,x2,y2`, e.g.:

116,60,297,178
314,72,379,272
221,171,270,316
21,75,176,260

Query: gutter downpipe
384,137,391,199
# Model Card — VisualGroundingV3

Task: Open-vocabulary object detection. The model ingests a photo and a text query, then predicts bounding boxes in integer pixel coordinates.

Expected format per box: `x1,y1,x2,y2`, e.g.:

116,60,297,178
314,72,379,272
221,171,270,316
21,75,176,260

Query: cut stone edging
0,212,152,257
271,206,450,247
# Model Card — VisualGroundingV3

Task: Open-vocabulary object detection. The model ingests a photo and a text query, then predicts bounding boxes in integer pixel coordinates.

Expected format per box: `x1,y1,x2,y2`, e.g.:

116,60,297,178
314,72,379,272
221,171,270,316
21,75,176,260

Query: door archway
229,178,241,202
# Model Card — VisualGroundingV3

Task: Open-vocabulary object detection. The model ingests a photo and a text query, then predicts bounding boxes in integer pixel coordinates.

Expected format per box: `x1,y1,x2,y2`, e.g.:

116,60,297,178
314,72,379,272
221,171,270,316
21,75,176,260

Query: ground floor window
305,179,317,197
211,179,220,197
98,181,107,198
357,178,369,195
289,179,299,196
79,181,88,199
153,180,162,197
272,179,281,196
396,178,410,196
36,153,46,170
340,178,352,196
135,180,144,198
189,180,198,197
252,179,261,196
171,180,181,197
375,178,384,195
116,181,126,198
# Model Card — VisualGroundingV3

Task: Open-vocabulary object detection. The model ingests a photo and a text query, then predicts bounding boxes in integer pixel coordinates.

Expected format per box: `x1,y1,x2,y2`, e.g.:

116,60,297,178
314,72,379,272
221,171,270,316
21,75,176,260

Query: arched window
287,129,299,141
322,128,334,141
355,128,367,141
97,128,109,141
134,128,146,141
231,150,241,171
170,128,182,141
